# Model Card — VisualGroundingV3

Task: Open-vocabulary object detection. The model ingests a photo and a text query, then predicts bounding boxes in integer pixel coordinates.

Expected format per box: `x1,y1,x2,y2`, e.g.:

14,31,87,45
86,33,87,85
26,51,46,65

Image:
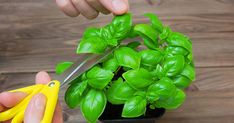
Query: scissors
0,48,114,123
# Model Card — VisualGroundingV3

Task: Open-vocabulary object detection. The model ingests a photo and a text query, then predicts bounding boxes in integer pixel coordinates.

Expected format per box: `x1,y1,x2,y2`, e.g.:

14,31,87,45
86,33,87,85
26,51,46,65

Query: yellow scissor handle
40,80,60,123
0,80,60,123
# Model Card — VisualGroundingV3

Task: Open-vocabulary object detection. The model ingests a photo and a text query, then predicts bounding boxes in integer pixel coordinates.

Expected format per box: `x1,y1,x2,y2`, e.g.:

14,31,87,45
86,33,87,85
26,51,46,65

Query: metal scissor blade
55,48,115,87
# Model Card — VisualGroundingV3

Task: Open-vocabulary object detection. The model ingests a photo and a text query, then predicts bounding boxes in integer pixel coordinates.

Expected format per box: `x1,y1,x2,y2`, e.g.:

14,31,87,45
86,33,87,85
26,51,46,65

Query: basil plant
56,13,195,123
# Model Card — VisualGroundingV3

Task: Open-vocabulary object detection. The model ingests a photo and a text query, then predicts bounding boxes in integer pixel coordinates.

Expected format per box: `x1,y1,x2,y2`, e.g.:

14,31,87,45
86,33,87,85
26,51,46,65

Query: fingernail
34,94,46,110
112,0,127,13
56,0,68,6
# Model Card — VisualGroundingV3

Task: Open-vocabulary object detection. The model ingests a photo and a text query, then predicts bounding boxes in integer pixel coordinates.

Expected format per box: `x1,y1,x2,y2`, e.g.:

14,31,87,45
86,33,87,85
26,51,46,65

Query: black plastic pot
99,102,165,123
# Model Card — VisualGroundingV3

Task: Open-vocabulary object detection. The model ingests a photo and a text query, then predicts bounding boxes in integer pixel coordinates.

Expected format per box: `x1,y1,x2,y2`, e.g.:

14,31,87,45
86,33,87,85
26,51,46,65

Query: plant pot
99,102,165,123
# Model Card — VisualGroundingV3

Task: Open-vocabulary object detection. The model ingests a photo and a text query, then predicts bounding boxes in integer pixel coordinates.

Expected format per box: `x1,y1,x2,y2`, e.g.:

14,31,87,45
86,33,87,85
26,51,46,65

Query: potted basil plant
56,13,195,123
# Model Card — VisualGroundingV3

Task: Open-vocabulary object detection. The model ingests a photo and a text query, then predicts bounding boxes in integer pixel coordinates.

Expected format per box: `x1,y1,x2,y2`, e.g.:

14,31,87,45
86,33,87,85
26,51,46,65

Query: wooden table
1,0,234,122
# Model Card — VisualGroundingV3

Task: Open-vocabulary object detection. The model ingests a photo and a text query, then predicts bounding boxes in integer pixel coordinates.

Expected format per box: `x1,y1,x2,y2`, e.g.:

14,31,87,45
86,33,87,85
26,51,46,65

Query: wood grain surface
0,0,234,122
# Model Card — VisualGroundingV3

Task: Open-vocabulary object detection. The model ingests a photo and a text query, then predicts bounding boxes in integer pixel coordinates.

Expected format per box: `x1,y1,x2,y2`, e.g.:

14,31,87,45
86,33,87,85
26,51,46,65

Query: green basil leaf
123,66,131,71
149,104,156,110
146,94,159,104
166,32,192,52
134,24,158,43
144,13,163,33
100,27,118,46
83,27,100,39
159,26,172,40
191,61,195,67
107,38,118,46
134,24,159,48
128,26,139,38
173,75,192,89
147,77,176,103
81,72,87,81
55,62,73,75
123,68,155,89
65,81,88,108
143,38,158,50
114,47,141,69
69,72,87,85
155,89,186,109
77,37,107,54
134,91,146,98
181,64,195,81
81,89,107,123
86,66,114,89
122,96,147,118
106,78,136,104
110,13,132,41
165,46,189,56
163,55,185,77
187,53,193,63
152,64,164,79
99,52,114,63
100,26,113,40
141,65,157,72
126,41,141,49
102,57,119,72
140,49,162,67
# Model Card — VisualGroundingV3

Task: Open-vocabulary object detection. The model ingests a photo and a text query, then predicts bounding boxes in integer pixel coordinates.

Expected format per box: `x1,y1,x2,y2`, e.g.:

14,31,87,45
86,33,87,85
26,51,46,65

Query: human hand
0,71,63,123
56,0,129,19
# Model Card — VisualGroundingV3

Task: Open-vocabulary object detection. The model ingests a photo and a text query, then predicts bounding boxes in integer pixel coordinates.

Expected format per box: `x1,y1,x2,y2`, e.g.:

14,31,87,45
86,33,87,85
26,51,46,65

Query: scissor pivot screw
49,82,55,87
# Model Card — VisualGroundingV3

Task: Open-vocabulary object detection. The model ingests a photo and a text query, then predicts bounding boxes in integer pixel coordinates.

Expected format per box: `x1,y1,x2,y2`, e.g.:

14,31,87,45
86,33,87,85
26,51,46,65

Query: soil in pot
99,102,165,123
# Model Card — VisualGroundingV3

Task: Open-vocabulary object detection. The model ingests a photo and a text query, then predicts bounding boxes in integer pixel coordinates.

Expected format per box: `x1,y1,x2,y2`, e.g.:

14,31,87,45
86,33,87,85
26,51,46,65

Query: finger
56,0,80,17
24,94,46,123
3,120,11,123
35,71,51,84
99,0,129,15
0,92,27,108
86,0,110,14
71,0,99,19
52,101,63,123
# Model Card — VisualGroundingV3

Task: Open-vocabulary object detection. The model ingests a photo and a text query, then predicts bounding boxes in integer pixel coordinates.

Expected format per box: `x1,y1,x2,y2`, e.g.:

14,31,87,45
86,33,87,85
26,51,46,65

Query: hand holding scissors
0,72,63,123
0,49,113,123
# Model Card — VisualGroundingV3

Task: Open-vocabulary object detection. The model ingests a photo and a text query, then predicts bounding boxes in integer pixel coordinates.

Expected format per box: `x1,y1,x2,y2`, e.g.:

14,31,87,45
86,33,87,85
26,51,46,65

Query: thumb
24,93,46,123
99,0,129,15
